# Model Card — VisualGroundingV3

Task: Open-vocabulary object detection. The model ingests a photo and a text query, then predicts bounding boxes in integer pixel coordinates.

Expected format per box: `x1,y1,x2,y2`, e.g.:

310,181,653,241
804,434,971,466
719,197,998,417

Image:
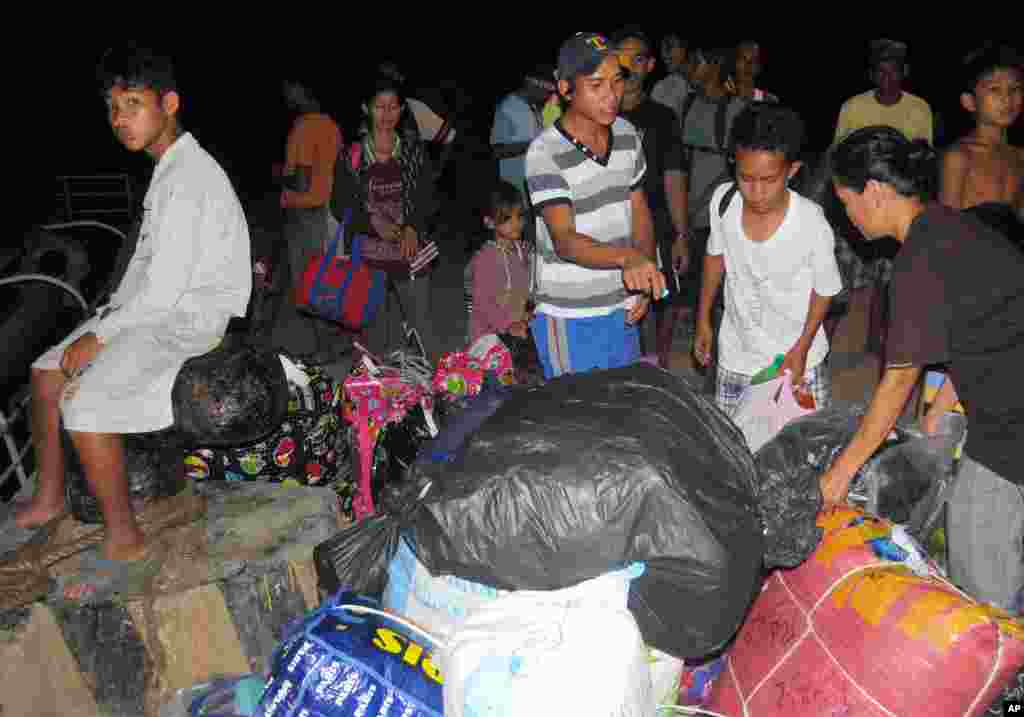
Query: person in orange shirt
276,79,344,358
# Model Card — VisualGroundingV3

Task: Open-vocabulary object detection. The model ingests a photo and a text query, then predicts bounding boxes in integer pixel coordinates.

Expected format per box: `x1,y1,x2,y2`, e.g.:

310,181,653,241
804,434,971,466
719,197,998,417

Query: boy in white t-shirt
694,104,843,416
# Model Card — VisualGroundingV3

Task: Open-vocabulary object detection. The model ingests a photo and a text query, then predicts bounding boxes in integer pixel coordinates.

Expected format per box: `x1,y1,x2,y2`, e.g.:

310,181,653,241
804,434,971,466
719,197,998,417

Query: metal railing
1,220,128,498
0,390,31,491
55,174,135,223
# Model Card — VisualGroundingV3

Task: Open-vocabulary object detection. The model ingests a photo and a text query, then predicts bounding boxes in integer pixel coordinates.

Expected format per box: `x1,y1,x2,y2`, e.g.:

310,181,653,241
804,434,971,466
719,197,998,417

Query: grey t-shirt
651,74,691,116
680,93,747,229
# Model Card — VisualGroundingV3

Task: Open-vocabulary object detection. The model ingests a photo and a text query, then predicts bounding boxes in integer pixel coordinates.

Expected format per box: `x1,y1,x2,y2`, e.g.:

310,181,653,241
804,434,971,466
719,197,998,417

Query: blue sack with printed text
255,592,443,717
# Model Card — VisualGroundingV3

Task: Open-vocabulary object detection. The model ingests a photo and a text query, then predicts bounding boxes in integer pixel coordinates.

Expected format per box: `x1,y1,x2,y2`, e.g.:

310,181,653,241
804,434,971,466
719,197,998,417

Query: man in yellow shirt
833,40,934,364
834,40,934,145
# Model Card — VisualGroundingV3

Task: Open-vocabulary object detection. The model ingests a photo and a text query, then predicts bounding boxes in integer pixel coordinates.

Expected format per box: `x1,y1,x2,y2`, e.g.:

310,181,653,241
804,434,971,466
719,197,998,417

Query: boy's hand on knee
61,333,102,377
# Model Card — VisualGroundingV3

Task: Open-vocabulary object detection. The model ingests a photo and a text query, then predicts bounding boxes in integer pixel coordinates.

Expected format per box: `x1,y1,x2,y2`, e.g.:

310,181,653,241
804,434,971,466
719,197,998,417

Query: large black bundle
172,343,289,447
317,364,765,659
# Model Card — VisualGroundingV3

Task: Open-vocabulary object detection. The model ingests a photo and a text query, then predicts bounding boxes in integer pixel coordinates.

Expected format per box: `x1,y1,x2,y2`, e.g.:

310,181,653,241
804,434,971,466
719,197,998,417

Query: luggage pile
159,361,1024,716
309,364,771,714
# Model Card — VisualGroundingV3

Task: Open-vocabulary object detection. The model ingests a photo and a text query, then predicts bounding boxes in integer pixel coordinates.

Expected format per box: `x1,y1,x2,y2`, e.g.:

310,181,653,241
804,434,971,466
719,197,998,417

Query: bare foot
101,537,148,563
14,498,66,530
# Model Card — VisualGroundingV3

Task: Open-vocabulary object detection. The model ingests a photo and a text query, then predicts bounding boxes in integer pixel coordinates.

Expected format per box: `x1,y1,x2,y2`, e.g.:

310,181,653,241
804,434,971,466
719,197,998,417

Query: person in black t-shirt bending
612,27,690,369
823,125,1024,613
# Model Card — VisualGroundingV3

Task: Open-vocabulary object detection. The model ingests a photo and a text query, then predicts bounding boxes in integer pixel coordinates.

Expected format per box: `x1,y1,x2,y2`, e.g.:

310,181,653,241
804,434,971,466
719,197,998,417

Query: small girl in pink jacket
468,182,533,344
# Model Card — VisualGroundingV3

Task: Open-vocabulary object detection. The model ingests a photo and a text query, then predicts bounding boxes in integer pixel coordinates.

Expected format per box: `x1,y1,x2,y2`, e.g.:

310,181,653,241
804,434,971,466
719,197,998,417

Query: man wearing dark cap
834,39,934,144
525,32,665,378
491,66,559,194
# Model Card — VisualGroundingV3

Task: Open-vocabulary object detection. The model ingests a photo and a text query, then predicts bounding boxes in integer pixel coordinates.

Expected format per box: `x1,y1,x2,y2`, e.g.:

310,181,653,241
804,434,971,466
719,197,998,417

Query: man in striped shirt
526,32,665,379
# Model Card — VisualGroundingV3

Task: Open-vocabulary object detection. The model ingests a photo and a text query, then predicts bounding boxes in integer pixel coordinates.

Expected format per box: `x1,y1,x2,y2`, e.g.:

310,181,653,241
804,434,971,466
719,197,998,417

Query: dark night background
17,35,1023,240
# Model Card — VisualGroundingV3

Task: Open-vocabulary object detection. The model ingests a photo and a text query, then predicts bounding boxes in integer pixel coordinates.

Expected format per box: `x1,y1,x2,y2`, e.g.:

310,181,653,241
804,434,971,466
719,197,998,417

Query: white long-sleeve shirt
49,132,252,433
96,132,251,341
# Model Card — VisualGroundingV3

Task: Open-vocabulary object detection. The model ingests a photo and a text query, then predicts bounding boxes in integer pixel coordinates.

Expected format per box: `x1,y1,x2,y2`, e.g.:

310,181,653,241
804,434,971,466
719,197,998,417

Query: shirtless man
941,44,1023,218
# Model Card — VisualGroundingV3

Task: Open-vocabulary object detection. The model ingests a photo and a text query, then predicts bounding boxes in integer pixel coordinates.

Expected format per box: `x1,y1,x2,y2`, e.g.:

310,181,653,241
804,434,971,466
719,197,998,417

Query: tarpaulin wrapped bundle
317,364,766,659
707,507,1024,717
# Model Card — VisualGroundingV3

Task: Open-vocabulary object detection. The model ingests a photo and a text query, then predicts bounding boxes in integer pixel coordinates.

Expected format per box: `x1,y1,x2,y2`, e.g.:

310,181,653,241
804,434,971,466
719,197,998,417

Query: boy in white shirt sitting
694,104,843,416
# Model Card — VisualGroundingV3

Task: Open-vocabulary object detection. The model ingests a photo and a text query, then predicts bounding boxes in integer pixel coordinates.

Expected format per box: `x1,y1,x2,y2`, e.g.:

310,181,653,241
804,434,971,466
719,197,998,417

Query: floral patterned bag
183,356,347,488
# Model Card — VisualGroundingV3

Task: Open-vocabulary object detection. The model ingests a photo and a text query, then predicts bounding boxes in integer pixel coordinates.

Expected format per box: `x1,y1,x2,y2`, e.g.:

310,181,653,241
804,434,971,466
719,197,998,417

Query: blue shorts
530,310,641,380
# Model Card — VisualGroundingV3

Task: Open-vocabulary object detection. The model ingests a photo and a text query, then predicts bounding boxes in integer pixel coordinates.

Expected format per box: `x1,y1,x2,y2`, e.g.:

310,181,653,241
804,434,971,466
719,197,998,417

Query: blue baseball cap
556,32,613,82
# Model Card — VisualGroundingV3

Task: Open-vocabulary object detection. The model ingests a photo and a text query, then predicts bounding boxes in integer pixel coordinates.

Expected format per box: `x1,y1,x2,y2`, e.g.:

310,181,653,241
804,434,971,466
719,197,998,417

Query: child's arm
780,290,831,384
939,145,968,209
468,248,508,343
693,254,725,367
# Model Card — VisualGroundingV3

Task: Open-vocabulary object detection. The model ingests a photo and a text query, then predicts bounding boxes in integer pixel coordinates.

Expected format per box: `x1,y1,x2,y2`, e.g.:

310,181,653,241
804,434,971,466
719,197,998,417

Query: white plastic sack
383,537,509,641
442,576,653,717
383,538,645,642
648,648,685,708
732,371,814,453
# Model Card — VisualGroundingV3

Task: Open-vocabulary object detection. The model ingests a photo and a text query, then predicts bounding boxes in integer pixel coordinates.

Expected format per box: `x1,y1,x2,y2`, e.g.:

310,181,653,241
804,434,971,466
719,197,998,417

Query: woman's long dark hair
830,125,939,201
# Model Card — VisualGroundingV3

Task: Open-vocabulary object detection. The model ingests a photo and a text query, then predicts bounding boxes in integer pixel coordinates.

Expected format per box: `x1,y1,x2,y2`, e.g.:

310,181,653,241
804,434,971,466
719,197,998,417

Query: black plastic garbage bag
317,364,765,659
172,343,289,447
754,402,917,567
370,401,448,515
753,403,864,568
861,413,966,529
314,514,403,598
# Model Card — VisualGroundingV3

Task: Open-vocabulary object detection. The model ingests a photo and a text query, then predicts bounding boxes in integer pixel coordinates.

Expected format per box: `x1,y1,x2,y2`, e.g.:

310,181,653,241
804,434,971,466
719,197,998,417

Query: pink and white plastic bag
732,370,815,453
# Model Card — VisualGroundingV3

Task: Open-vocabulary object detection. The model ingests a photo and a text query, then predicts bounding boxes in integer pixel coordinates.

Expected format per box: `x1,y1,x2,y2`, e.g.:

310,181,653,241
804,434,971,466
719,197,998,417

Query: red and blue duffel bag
297,209,387,331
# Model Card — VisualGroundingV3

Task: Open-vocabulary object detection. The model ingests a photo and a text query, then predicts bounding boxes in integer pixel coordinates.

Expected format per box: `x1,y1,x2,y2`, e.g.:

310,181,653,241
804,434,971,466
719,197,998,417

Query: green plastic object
751,354,786,386
234,675,266,714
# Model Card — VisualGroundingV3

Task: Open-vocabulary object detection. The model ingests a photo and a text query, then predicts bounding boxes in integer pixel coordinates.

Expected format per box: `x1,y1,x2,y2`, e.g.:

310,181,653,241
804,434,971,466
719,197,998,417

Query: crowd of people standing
12,36,1024,618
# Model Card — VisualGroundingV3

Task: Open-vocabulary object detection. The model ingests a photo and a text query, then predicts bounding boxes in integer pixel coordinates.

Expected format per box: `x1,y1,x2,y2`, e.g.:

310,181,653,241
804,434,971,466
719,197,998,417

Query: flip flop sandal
54,545,164,606
22,511,69,550
8,499,68,531
0,509,69,564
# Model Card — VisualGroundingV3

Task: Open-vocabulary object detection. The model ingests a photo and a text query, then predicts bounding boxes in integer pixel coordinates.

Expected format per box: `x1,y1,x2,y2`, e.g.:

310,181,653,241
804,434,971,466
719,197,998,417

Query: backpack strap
678,90,699,136
718,183,739,218
714,97,730,151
